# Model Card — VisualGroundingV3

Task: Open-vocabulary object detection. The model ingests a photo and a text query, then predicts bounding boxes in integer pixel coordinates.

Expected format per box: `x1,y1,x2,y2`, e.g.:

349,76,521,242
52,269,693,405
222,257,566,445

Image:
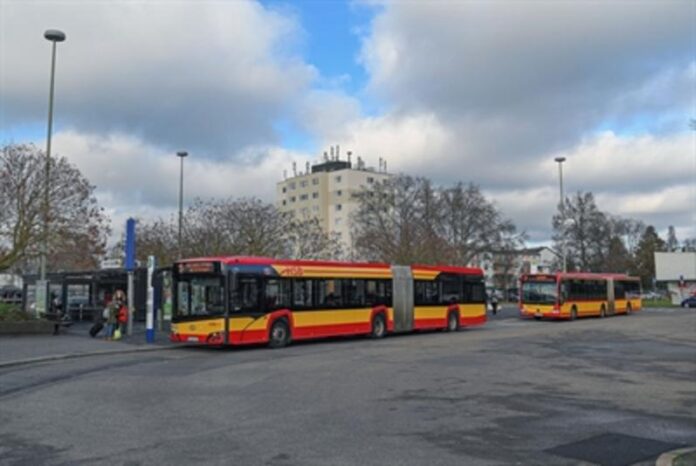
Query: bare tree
133,197,343,265
351,175,524,266
351,176,446,264
0,144,110,272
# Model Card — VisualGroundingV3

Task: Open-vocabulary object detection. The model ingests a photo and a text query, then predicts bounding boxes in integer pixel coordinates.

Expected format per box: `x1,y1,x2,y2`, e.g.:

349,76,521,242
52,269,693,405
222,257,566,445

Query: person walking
491,293,499,316
104,299,117,340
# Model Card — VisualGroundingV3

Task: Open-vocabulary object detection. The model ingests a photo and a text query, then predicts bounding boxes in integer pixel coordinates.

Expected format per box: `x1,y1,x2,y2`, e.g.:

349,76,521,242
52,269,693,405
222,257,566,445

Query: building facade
276,150,391,255
655,251,696,305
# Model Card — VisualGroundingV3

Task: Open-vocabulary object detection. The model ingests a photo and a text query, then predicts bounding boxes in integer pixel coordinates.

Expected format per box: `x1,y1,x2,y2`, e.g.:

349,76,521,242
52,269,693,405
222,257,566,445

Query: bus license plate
187,336,199,342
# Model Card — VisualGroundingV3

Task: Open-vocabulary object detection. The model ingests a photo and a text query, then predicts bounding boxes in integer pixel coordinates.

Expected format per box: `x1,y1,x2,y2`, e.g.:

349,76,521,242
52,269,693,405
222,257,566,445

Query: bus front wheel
269,319,290,349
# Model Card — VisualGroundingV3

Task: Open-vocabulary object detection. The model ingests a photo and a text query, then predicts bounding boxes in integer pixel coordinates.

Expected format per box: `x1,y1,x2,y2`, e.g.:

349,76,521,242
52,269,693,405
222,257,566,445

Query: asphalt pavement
0,305,694,466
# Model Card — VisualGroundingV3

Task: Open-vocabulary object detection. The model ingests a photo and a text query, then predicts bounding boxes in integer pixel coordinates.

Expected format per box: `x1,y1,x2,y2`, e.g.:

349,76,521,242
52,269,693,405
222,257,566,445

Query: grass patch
641,298,676,308
0,302,35,321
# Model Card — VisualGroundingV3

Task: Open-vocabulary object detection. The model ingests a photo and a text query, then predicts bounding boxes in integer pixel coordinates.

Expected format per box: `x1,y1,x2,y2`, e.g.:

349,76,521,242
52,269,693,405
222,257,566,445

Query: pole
554,157,567,273
177,153,187,259
41,40,58,282
146,256,156,343
127,271,134,336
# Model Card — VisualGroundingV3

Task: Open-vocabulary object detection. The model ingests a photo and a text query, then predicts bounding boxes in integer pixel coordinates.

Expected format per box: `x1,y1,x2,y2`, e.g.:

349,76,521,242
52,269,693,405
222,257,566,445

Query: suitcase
89,322,104,338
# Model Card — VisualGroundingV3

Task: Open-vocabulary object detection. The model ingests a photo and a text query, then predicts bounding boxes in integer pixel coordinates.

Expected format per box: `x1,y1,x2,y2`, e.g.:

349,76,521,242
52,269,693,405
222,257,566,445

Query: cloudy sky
1,0,694,245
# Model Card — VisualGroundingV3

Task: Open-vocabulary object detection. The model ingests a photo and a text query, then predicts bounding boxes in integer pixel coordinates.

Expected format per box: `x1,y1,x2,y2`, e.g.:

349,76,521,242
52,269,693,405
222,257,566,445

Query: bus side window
236,276,260,312
292,279,313,308
264,278,291,310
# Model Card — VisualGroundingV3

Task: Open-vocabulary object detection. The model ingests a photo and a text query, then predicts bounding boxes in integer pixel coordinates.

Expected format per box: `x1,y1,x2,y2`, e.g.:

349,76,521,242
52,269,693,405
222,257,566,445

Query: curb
656,447,696,466
0,344,181,369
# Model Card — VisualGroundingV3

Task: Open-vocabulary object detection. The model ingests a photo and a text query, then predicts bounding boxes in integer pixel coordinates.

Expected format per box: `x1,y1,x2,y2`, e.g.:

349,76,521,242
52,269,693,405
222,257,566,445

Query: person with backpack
490,293,499,316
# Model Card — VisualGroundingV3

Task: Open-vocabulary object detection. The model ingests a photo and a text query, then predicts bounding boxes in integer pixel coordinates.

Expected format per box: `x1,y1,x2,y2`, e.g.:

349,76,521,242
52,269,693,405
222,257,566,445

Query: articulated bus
170,256,487,347
519,272,642,320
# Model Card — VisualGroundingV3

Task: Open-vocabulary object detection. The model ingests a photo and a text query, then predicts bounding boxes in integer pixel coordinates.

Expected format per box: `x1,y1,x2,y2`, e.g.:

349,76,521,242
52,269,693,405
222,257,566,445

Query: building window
282,200,286,206
300,194,308,201
336,204,342,211
312,205,319,212
335,175,342,183
290,196,296,203
282,187,287,193
301,207,309,215
337,190,342,196
300,180,308,188
312,192,319,199
312,178,319,185
367,177,374,184
335,218,342,225
289,182,296,190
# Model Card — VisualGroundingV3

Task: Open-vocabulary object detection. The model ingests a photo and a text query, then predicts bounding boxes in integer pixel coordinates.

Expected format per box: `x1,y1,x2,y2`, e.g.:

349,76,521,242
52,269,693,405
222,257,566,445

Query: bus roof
177,256,482,275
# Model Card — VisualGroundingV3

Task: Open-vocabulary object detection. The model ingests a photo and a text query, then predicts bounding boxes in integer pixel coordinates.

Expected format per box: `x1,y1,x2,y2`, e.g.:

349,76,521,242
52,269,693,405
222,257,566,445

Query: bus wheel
268,319,290,349
626,303,632,315
570,306,578,321
600,305,606,318
371,314,386,339
447,312,459,332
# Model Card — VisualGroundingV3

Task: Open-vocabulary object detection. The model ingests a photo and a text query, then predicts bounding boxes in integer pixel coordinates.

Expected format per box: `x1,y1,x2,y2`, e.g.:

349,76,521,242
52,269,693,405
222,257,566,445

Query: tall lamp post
177,151,188,259
39,29,66,313
554,156,567,272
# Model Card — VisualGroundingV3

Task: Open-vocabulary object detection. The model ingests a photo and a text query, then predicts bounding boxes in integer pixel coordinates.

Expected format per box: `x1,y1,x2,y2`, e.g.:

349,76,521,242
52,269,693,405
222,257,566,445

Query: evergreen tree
631,226,665,288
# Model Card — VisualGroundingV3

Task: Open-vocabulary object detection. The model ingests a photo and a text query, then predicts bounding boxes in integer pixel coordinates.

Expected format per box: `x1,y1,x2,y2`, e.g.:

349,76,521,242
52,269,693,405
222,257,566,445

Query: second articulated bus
170,256,487,347
519,272,641,320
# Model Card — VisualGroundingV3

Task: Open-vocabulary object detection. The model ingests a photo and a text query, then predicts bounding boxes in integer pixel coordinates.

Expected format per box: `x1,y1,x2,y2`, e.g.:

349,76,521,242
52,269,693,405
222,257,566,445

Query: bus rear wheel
447,312,459,332
371,314,386,339
268,319,290,349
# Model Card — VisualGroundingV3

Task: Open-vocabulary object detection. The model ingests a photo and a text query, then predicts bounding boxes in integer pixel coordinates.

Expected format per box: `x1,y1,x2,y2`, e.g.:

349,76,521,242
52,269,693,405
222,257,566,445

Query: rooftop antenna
384,160,387,173
357,156,363,170
379,157,383,172
330,146,334,159
336,144,340,160
292,161,297,176
347,151,352,164
324,151,329,162
305,161,310,174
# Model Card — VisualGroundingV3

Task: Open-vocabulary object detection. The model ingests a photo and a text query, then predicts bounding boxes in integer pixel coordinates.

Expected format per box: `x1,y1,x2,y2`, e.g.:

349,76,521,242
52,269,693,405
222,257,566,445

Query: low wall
0,320,55,335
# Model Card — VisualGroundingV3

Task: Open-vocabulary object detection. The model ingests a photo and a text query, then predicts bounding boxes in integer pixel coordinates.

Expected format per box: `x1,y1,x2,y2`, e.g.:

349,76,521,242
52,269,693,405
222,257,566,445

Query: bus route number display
178,262,217,274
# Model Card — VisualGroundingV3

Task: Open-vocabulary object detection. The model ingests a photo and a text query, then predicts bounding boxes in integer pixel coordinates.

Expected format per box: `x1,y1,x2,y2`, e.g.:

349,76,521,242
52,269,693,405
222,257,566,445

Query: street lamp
554,157,567,272
177,151,188,259
40,29,66,285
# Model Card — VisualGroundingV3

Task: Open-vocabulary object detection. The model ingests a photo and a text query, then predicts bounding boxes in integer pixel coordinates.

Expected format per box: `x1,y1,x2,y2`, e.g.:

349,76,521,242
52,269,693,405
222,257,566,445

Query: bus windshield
521,281,558,305
176,276,225,318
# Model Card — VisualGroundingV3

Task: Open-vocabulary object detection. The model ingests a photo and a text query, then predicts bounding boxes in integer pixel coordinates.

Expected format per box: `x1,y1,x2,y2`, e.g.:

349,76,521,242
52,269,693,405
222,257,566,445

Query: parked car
680,296,696,308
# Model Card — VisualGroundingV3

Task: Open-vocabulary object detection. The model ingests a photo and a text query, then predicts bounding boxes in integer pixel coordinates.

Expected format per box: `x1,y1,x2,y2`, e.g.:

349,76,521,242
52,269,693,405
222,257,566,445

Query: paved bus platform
0,321,175,368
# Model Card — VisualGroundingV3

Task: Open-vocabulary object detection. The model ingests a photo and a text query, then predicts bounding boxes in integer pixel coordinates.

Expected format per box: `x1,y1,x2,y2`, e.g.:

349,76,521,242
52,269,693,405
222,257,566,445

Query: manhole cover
545,432,683,466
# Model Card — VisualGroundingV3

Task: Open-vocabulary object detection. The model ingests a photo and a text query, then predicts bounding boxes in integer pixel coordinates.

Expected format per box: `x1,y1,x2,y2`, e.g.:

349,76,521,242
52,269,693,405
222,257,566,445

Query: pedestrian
104,299,117,340
491,293,499,316
115,290,128,338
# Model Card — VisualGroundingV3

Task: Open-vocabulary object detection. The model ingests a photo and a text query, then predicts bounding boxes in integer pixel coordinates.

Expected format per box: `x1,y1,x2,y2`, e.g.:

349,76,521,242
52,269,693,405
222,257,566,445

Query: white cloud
1,0,315,155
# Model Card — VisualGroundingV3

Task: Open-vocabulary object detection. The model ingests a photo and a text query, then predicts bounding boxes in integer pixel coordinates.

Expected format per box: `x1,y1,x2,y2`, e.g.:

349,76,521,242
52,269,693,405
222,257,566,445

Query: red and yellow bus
170,256,487,347
519,272,642,320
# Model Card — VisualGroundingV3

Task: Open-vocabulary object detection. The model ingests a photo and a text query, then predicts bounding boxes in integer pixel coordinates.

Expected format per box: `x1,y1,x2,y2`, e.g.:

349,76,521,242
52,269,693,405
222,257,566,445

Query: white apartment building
276,148,391,254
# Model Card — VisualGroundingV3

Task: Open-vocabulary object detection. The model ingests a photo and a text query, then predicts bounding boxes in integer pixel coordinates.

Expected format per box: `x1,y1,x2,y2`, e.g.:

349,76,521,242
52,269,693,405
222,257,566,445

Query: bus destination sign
178,262,217,274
